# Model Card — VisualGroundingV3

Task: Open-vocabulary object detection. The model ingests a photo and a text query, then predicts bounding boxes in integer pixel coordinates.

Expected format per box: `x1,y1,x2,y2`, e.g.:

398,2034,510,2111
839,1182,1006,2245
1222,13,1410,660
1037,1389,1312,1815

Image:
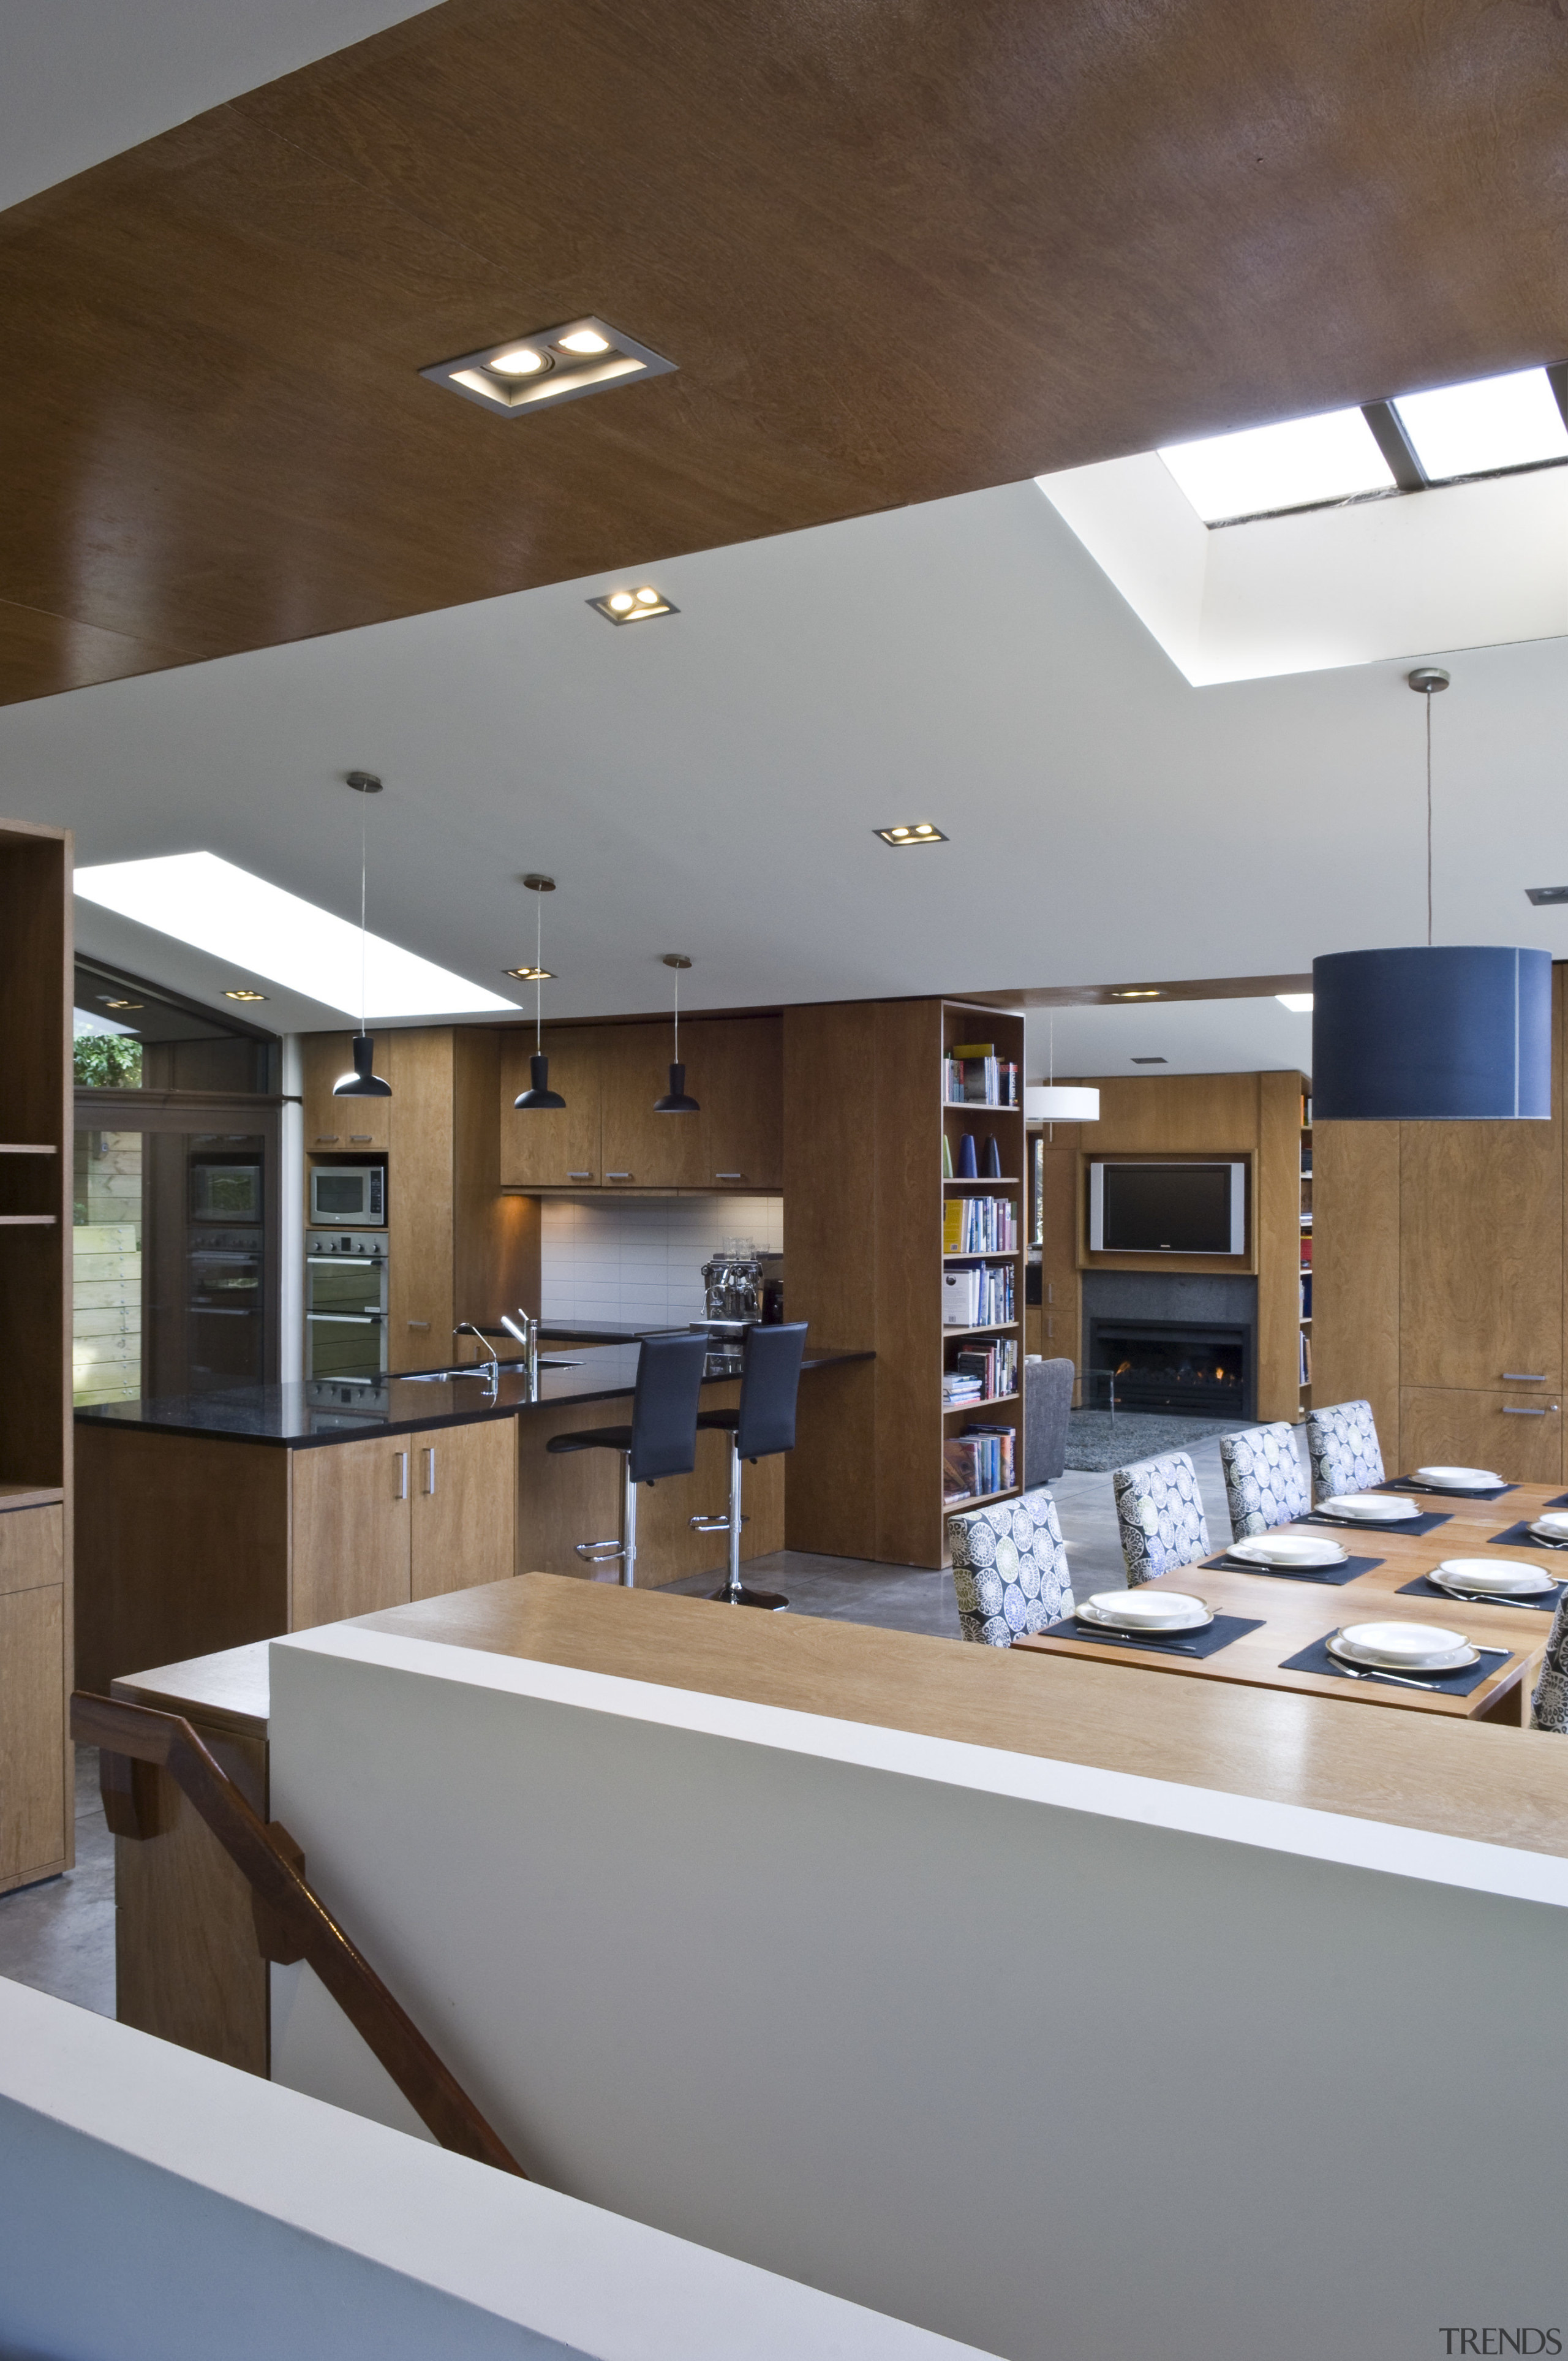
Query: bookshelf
1299,1089,1313,1416
0,818,73,1895
783,995,1025,1567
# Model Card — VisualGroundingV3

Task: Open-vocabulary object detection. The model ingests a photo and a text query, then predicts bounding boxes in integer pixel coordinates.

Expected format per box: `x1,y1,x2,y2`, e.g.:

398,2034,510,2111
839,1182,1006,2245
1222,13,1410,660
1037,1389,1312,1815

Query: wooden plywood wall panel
1311,1122,1400,1452
1255,1071,1303,1426
387,1027,454,1370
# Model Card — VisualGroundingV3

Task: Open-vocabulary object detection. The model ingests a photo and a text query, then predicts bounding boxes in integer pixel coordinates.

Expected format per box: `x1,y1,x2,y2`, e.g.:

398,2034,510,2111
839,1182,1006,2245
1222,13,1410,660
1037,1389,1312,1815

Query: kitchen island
74,1344,869,1691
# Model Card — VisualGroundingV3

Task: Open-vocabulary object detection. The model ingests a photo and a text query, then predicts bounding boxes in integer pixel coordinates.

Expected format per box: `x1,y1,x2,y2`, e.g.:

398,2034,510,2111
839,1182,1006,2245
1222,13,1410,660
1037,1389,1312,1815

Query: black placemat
1280,1633,1501,1697
1488,1520,1568,1552
1543,1494,1568,1511
1396,1572,1562,1614
1298,1509,1452,1538
1202,1550,1382,1588
1381,1476,1517,1501
1047,1611,1263,1660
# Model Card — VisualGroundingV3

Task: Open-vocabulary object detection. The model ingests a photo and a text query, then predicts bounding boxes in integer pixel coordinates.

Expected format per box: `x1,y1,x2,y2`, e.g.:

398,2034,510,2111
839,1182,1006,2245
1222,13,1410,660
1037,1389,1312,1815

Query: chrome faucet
453,1322,499,1391
499,1310,539,1399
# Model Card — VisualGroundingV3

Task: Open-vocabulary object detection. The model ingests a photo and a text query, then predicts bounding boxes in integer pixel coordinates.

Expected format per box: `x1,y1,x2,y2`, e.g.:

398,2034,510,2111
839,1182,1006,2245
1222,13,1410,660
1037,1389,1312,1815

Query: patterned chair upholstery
1112,1451,1210,1586
1305,1399,1385,1502
1531,1594,1568,1732
948,1487,1072,1646
1219,1422,1310,1541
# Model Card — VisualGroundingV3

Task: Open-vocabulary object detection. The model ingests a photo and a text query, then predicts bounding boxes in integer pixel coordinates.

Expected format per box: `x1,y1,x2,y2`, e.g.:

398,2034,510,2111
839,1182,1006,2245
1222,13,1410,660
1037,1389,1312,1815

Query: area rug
1061,1409,1240,1474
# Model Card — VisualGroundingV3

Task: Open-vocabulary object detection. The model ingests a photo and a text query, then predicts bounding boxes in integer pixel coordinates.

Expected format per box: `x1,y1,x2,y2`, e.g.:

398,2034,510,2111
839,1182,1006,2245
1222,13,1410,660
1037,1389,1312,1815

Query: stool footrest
575,1539,626,1563
689,1513,748,1534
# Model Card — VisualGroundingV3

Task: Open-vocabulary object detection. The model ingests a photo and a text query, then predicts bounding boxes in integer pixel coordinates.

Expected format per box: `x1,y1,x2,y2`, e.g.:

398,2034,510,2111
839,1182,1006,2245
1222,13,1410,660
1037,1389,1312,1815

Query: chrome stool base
708,1580,789,1612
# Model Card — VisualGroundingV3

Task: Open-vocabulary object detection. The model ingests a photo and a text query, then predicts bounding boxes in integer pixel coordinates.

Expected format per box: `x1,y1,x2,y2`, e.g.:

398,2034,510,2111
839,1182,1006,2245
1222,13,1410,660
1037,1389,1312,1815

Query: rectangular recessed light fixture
75,853,518,1019
1526,885,1568,905
503,965,555,981
224,987,268,1002
1276,992,1314,1012
421,316,676,419
1392,368,1568,483
1131,1056,1168,1064
588,587,677,624
1111,988,1162,1000
875,823,948,846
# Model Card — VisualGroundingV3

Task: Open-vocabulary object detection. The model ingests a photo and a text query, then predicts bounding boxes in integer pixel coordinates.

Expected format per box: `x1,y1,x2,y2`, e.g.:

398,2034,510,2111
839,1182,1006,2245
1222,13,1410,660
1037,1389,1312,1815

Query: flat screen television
1088,1160,1246,1256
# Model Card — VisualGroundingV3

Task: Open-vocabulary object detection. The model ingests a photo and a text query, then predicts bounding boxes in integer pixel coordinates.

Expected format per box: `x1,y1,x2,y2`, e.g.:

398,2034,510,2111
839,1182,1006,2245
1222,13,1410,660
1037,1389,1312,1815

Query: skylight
75,853,517,1019
1391,367,1568,483
1276,994,1314,1014
1158,407,1394,524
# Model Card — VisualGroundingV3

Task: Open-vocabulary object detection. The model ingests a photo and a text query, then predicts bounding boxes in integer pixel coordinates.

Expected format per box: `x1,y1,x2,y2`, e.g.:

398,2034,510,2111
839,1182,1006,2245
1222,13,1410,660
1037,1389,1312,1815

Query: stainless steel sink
401,1358,581,1381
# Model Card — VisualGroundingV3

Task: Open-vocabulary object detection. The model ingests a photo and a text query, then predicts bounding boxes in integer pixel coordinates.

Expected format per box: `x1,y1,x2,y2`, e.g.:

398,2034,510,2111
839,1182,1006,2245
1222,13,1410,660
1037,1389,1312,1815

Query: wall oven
306,1228,388,1379
309,1165,385,1226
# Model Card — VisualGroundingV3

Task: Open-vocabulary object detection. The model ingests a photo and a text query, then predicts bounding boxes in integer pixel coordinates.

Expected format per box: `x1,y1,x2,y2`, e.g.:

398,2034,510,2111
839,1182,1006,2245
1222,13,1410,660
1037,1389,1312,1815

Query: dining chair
1219,1421,1310,1540
1305,1398,1385,1502
1531,1595,1568,1731
947,1487,1072,1645
1112,1451,1211,1586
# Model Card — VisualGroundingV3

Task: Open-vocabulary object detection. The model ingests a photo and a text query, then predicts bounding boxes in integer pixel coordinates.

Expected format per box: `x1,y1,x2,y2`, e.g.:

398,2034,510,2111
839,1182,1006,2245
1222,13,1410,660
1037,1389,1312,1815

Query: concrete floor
0,1427,1267,2023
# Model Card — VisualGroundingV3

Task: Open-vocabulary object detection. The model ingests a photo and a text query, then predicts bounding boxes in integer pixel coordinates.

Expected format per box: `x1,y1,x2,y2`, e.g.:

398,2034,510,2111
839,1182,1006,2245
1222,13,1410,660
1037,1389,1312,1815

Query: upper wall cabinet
302,1032,392,1152
498,1030,604,1188
498,1018,783,1192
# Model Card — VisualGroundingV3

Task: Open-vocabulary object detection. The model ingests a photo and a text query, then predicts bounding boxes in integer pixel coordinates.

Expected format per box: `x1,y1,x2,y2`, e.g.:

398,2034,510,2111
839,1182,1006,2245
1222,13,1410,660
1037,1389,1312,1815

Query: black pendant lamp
1313,670,1551,1120
333,772,392,1098
653,953,700,1113
513,874,566,1109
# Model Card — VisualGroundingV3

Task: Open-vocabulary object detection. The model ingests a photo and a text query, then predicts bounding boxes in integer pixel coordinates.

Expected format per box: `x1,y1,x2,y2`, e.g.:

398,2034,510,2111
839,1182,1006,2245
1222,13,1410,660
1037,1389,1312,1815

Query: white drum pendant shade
1312,946,1551,1120
1025,1085,1100,1121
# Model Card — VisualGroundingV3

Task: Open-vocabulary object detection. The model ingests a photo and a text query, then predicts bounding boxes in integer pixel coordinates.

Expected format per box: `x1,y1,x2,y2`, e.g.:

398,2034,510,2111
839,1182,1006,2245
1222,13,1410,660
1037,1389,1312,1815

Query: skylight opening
1391,367,1568,483
75,853,517,1020
1158,407,1394,525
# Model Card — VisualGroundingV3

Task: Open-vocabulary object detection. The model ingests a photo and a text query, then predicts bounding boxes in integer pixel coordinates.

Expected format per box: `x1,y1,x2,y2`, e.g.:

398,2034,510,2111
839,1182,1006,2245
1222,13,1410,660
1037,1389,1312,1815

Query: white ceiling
0,0,440,213
2,476,1566,1068
1034,997,1313,1081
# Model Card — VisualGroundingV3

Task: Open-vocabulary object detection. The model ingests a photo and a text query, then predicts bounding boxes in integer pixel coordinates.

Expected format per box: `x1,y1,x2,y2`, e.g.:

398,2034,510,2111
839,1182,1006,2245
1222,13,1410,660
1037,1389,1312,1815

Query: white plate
1531,1513,1568,1540
1226,1536,1347,1570
1319,1493,1421,1523
1414,1465,1506,1491
1079,1590,1213,1634
1431,1558,1556,1598
1332,1619,1474,1671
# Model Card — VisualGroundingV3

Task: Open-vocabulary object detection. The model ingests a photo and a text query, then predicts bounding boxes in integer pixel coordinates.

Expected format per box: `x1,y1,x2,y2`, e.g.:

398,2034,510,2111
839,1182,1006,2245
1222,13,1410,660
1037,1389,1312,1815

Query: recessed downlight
1112,988,1161,999
875,823,948,847
1526,885,1568,906
589,587,677,624
223,988,268,1002
503,965,556,981
422,316,675,419
1131,1056,1168,1064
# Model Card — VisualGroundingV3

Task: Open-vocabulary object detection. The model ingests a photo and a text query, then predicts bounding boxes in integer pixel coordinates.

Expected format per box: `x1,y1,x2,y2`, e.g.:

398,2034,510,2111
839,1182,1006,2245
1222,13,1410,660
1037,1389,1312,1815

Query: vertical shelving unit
0,817,74,1895
1298,1089,1313,1418
941,1004,1026,1522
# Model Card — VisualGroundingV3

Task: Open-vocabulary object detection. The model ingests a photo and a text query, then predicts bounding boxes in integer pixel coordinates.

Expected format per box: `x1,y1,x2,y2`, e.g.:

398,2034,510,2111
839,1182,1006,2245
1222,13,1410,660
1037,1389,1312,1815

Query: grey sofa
1023,1356,1075,1486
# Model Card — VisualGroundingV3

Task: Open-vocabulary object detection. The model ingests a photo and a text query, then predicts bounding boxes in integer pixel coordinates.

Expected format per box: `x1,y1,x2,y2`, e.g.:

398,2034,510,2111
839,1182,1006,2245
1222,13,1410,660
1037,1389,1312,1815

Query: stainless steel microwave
309,1164,385,1225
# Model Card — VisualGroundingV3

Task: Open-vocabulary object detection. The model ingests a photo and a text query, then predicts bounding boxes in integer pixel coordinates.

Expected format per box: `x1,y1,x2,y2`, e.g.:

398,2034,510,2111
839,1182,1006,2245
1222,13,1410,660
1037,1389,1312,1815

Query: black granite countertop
74,1343,872,1448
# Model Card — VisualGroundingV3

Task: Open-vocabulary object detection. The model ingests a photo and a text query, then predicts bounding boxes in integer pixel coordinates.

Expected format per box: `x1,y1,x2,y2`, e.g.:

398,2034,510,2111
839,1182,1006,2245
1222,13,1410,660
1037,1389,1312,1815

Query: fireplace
1087,1318,1248,1418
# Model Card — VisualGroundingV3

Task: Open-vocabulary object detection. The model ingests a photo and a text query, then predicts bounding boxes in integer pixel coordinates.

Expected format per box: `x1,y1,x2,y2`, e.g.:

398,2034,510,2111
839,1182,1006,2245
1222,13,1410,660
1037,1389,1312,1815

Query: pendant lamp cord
1047,1013,1055,1142
673,966,680,1065
1425,687,1433,949
536,894,543,1054
358,789,368,1040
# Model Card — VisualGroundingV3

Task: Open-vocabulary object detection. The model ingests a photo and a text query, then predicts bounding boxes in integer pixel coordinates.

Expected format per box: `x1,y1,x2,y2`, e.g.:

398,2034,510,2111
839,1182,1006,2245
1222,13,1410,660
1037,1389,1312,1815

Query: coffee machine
693,1239,784,1369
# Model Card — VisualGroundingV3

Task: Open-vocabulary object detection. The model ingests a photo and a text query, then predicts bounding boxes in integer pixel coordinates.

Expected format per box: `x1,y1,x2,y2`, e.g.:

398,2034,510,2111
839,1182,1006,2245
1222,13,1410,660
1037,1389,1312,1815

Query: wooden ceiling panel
2,0,1567,704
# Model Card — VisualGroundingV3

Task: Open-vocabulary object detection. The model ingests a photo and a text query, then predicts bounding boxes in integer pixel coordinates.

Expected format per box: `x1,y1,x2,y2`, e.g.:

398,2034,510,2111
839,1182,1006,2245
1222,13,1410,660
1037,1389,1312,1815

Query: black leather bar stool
692,1321,808,1609
546,1330,709,1587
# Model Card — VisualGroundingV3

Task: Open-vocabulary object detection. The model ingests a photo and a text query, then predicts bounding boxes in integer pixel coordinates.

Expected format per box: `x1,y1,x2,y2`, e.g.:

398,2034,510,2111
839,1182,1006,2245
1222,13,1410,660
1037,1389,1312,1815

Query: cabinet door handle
349,1134,373,1144
422,1446,435,1495
606,1171,631,1180
715,1172,744,1180
1502,1372,1548,1381
314,1135,340,1145
567,1171,594,1180
394,1450,408,1498
407,1320,430,1330
1501,1404,1556,1416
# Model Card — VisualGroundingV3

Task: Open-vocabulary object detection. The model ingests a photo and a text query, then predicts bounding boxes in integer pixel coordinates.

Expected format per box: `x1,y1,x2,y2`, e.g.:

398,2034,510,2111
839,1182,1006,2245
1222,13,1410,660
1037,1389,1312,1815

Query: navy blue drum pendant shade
1312,947,1551,1120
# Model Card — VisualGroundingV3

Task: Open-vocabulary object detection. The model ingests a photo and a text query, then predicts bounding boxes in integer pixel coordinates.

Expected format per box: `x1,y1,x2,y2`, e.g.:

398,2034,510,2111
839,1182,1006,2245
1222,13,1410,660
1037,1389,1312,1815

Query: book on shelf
943,1046,1020,1108
1300,1237,1313,1269
941,1260,1015,1326
948,1337,1017,1403
943,1423,1016,1503
1300,1271,1313,1320
942,1195,1019,1253
1300,1331,1311,1384
942,1373,984,1407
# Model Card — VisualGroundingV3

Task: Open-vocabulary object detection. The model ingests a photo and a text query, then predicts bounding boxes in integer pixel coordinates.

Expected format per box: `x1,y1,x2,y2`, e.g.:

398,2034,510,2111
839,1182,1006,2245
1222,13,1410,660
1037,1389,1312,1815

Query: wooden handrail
73,1689,526,2178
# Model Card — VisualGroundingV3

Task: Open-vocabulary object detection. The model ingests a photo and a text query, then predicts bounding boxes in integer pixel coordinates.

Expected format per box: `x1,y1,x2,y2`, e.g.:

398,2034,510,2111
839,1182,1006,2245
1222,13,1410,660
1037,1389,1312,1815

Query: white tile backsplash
540,1195,783,1328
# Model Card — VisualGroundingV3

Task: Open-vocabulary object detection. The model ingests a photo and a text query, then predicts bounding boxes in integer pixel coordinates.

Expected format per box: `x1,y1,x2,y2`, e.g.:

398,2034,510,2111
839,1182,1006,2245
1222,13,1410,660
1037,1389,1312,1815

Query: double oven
306,1227,388,1380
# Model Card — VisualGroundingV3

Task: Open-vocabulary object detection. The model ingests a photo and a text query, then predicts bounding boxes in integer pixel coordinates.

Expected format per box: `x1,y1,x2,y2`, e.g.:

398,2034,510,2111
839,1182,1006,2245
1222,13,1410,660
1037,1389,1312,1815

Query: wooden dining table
1012,1478,1568,1721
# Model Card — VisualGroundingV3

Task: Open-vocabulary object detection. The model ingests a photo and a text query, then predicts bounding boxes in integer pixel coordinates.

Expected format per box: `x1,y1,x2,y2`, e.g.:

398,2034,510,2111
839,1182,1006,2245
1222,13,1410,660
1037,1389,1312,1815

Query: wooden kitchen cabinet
691,1017,783,1190
1039,1141,1082,1397
412,1417,516,1600
301,1030,393,1151
0,1506,67,1892
599,1023,706,1190
1400,1386,1564,1486
1400,1116,1562,1391
499,1028,604,1187
388,1029,453,1369
290,1432,412,1628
